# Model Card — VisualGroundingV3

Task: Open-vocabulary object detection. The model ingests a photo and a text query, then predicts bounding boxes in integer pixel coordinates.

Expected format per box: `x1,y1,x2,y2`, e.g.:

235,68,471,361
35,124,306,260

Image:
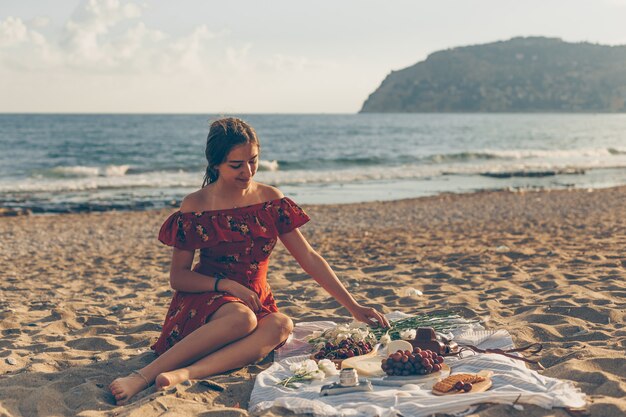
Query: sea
1,113,625,214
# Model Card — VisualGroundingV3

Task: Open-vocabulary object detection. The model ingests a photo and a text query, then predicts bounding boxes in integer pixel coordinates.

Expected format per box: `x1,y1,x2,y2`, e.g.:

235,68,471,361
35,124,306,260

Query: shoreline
0,185,624,416
2,181,626,217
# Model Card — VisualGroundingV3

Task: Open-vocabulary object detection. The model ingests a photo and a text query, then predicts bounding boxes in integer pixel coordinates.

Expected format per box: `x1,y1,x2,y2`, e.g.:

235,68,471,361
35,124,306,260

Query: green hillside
360,37,626,113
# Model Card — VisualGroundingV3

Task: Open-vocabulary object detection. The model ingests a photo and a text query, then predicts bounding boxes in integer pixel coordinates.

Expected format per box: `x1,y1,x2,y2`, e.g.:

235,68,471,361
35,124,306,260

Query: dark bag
409,326,544,368
408,327,459,355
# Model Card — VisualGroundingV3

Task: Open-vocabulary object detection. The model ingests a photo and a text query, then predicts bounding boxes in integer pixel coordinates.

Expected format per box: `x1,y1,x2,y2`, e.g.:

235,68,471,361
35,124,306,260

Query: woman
109,117,389,404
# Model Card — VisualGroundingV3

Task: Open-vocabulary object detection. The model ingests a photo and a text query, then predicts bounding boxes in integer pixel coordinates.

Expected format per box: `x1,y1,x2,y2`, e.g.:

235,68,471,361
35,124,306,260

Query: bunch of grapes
454,381,473,392
312,338,373,360
381,347,445,376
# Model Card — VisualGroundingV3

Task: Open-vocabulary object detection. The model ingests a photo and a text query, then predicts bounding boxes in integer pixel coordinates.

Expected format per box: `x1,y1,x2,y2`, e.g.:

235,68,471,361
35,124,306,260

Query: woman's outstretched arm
279,228,390,328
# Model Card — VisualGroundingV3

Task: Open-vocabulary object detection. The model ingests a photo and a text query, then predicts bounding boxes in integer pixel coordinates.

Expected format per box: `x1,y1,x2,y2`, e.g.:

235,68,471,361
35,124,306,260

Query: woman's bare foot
109,371,151,405
155,368,191,391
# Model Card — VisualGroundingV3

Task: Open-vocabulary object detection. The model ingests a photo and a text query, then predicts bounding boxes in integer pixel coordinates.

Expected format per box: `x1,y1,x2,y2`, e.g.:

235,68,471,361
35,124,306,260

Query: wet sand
0,186,624,416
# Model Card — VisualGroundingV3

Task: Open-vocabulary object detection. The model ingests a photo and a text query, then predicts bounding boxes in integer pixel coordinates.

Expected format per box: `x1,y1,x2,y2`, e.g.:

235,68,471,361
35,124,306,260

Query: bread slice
433,373,486,392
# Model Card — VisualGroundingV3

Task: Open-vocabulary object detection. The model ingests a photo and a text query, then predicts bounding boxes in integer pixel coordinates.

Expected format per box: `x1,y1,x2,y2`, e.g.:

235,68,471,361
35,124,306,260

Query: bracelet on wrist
214,277,223,292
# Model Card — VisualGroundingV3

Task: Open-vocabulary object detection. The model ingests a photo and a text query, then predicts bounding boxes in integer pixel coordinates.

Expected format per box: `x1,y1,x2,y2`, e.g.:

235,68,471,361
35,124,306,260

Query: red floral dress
151,197,310,355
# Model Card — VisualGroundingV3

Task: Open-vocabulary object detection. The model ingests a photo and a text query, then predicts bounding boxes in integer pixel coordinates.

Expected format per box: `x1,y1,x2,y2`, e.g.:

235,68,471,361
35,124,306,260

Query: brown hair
202,117,260,187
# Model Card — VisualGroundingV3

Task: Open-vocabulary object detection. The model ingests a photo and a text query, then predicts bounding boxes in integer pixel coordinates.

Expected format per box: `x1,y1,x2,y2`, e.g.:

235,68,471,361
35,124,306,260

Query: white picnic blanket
248,313,586,417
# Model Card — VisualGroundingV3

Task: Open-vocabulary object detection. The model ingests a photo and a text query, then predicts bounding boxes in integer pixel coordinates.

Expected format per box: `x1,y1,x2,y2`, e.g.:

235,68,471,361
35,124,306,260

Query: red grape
381,349,445,376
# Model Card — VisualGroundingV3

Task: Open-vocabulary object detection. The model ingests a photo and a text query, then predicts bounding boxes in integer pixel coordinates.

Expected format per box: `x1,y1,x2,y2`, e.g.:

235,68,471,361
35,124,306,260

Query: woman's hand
349,304,390,328
220,279,262,313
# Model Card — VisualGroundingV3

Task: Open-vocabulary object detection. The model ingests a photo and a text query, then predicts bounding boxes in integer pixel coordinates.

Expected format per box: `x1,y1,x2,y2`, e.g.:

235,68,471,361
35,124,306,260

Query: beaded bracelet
214,277,223,292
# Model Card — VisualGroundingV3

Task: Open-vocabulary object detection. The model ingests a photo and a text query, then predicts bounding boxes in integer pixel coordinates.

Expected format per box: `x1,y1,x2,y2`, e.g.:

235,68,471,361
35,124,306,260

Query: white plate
371,364,451,387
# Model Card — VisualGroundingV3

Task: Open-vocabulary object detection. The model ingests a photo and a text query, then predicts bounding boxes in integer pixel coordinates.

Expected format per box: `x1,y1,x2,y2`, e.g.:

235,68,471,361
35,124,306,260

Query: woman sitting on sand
109,117,389,404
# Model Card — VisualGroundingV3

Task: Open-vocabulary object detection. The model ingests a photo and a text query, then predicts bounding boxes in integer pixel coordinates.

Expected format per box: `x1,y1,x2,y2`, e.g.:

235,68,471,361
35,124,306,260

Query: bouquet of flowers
277,359,339,388
309,311,476,349
308,321,376,352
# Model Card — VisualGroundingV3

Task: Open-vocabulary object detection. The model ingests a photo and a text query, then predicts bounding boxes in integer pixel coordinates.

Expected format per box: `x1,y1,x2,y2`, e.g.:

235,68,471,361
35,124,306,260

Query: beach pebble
495,245,510,253
403,287,423,297
6,358,17,365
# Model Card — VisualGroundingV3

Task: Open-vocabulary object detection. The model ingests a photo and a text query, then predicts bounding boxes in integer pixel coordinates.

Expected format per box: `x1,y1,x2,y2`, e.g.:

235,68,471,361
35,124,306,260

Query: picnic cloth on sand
248,312,586,417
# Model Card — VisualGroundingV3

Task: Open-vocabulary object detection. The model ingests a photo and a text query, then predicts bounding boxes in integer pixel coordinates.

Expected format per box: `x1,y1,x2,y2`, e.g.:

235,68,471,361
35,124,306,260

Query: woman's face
216,142,259,189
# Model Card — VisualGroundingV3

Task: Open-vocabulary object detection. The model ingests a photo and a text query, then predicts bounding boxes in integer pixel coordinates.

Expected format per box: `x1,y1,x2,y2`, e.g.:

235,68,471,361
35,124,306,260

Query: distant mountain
360,37,626,113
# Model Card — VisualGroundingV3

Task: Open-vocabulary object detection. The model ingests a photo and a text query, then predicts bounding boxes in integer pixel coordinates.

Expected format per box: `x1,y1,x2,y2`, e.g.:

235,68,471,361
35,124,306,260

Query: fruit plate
370,364,451,387
339,349,385,377
311,343,381,372
431,370,493,395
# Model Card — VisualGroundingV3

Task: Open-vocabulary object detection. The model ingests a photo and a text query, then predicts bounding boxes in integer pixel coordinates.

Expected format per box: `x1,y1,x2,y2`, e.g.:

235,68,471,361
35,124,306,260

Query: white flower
302,360,318,374
400,329,417,340
318,359,339,376
279,359,335,387
348,321,368,329
309,330,322,339
308,320,377,349
379,333,392,345
336,333,349,342
310,370,326,380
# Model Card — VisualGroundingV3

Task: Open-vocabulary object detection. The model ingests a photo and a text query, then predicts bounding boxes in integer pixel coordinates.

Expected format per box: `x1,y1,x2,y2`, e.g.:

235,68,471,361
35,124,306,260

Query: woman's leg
109,302,257,404
155,312,293,389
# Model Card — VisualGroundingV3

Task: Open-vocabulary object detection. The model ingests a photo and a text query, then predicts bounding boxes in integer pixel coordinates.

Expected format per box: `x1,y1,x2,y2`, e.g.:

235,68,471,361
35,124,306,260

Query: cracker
433,373,486,392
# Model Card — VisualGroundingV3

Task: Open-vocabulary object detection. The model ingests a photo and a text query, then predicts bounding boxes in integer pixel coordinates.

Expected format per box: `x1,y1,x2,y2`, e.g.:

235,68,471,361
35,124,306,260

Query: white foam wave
49,165,130,178
258,160,279,171
1,170,194,193
4,154,626,194
481,147,622,160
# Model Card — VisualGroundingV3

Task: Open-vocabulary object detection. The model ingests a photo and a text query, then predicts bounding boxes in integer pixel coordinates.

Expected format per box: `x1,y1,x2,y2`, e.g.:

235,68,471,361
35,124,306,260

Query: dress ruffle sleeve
273,197,310,235
158,212,205,250
158,197,309,249
158,211,249,250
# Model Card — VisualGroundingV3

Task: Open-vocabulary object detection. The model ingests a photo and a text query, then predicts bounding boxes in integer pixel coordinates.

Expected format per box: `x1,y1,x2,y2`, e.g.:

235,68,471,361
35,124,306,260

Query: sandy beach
0,186,624,417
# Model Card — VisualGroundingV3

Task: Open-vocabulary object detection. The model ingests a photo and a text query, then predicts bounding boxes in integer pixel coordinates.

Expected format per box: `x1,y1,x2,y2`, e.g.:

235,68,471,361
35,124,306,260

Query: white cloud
1,16,34,47
0,16,58,70
61,0,143,67
0,0,342,112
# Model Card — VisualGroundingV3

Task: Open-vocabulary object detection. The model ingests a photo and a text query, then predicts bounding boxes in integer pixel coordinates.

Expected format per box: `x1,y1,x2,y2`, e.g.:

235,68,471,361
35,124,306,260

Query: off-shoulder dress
152,197,310,355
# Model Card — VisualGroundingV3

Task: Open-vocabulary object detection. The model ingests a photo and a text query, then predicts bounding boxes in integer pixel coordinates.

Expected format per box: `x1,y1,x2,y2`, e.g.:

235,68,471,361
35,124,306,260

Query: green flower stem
308,312,477,346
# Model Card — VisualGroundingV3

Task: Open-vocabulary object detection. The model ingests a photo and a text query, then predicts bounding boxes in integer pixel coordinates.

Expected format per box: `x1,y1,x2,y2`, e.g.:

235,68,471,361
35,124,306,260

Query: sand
0,186,624,417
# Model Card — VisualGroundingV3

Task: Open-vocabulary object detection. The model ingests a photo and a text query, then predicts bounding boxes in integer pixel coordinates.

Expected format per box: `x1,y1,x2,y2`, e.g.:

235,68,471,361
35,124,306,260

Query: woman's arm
279,229,390,328
168,247,214,292
168,248,263,312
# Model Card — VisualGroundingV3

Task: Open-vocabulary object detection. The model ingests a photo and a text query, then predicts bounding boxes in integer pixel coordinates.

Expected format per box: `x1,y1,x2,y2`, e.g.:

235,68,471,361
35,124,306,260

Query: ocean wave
479,168,585,178
425,152,500,163
258,160,279,171
475,147,622,160
278,157,388,170
425,147,626,163
37,159,279,179
45,165,130,178
5,159,626,194
274,147,625,170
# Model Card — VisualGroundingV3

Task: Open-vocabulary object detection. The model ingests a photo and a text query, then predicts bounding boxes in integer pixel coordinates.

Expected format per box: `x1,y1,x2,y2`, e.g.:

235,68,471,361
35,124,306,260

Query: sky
1,0,626,113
